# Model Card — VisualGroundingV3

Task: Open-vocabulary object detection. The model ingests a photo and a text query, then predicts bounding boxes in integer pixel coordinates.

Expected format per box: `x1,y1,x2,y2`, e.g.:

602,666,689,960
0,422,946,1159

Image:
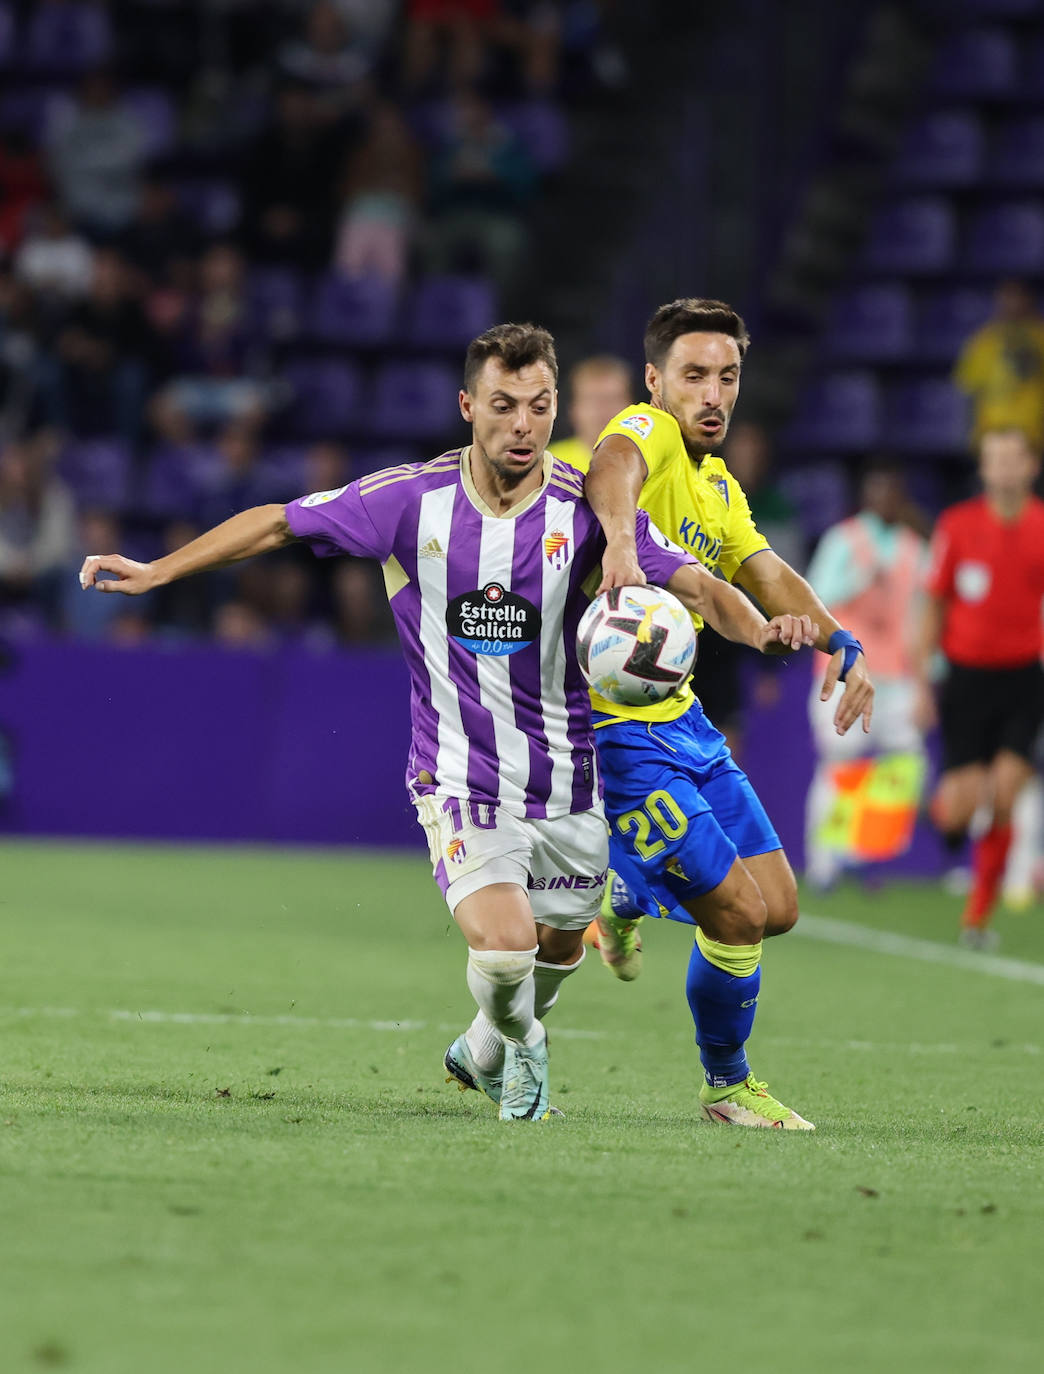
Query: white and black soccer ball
576,584,697,706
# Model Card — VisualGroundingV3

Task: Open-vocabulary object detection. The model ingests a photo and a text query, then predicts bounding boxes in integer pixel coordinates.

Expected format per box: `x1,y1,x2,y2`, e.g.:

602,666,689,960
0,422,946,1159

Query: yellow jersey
548,435,593,472
565,404,771,724
953,320,1044,449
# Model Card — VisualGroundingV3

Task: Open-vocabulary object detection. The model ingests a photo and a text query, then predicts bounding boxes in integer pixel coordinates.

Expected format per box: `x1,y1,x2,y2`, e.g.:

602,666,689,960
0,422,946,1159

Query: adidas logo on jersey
419,537,446,560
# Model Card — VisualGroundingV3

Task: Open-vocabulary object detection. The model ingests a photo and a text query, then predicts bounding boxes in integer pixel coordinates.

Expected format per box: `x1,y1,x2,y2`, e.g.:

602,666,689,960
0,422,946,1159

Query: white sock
463,1012,504,1072
533,948,585,1019
465,946,538,1047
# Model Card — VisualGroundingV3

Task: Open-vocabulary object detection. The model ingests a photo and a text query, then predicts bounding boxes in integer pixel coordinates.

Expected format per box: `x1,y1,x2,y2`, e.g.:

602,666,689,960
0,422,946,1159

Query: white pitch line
0,1005,609,1039
795,913,1044,987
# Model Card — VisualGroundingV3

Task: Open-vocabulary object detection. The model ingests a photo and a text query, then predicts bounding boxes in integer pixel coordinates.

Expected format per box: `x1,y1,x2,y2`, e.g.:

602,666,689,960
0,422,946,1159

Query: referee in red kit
916,427,1044,948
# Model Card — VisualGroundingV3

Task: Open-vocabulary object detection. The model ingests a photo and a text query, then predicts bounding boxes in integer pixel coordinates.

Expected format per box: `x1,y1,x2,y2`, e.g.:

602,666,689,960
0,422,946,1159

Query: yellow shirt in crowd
953,320,1044,449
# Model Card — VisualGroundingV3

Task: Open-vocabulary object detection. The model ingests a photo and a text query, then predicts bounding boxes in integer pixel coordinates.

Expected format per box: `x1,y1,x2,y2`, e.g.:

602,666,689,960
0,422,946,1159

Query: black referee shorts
938,661,1044,771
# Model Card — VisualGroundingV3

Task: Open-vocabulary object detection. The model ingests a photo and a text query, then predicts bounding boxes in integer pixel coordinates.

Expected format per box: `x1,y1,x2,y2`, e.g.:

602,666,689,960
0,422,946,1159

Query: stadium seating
860,198,956,274
309,274,399,349
58,439,133,512
912,286,994,363
403,276,497,351
823,284,914,362
282,359,364,439
782,371,881,452
892,110,985,189
371,361,463,441
929,28,1018,100
989,116,1044,189
961,201,1044,274
883,379,968,455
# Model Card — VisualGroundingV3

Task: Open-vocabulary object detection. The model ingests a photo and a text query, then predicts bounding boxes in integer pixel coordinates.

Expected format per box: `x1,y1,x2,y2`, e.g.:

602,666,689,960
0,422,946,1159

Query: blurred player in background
551,354,633,475
571,298,874,1130
804,460,928,890
79,321,814,1123
917,427,1044,949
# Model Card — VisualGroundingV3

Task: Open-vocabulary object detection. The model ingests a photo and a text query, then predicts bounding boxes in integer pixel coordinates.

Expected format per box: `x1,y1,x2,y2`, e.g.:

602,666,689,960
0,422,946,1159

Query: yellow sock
694,928,762,979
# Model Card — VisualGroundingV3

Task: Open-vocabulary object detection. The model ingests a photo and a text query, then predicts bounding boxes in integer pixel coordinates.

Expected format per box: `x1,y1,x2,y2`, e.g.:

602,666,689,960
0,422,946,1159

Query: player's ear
645,362,658,396
459,389,473,422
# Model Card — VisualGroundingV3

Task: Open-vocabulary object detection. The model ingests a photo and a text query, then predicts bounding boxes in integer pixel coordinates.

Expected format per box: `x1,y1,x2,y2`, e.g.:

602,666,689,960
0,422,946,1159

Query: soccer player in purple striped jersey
79,322,817,1123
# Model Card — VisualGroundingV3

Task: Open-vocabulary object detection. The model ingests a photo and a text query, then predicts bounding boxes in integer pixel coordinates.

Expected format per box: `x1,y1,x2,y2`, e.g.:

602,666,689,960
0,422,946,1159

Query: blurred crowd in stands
0,0,624,646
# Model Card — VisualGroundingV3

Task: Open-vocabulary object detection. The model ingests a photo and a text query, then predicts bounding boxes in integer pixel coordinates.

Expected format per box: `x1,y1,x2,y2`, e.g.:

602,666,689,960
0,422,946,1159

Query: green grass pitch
1,840,1042,1374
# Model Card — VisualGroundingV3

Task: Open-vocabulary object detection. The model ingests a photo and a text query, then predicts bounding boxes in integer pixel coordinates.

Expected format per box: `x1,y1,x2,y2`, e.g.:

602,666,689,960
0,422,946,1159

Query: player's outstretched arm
79,504,296,596
586,434,649,592
667,563,817,654
735,549,875,734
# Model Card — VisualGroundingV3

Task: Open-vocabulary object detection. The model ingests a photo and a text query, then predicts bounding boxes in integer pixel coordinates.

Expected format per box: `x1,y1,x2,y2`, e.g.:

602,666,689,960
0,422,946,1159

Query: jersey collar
460,445,554,520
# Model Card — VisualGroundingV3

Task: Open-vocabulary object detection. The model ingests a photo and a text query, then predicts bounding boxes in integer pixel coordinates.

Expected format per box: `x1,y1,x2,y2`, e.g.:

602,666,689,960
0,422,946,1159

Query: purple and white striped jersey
286,447,694,819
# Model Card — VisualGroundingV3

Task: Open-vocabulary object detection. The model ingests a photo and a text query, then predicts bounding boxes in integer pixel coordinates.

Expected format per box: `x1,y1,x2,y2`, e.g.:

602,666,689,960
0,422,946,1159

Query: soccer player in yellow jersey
572,298,875,1129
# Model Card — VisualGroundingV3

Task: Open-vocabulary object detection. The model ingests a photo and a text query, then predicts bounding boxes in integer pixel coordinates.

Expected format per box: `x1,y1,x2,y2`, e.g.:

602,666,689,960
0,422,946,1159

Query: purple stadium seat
404,276,497,350
140,443,220,522
250,446,312,503
782,371,881,452
248,267,306,342
779,466,849,544
24,0,113,72
173,180,240,236
0,86,60,138
124,88,177,159
915,0,1039,16
913,287,994,364
930,28,1017,100
884,379,968,454
309,273,398,348
406,99,453,149
990,117,1044,187
57,439,132,511
892,111,984,188
499,101,570,173
354,447,426,476
371,361,462,441
282,359,363,438
1025,38,1044,101
823,284,913,362
962,201,1044,274
861,198,956,274
0,5,14,66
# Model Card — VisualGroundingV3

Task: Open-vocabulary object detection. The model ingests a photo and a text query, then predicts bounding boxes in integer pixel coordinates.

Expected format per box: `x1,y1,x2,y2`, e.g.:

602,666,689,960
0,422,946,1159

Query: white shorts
414,795,609,930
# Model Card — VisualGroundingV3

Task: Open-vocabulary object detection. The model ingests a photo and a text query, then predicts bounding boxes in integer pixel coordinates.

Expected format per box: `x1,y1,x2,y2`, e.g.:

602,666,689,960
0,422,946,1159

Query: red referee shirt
926,495,1044,668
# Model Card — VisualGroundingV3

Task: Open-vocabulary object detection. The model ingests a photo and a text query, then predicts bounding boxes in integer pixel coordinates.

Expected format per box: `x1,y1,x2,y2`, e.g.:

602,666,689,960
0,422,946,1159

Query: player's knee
726,888,767,945
764,883,799,937
467,947,536,987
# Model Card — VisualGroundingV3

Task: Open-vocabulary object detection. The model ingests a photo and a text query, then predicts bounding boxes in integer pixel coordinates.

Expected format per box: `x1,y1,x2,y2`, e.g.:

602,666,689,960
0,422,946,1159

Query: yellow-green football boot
699,1073,815,1130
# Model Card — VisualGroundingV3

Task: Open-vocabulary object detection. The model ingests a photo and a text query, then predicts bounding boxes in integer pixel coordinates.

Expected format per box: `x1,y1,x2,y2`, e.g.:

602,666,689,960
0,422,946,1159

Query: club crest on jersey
446,837,467,864
544,530,571,570
710,476,729,505
446,582,541,657
619,413,653,441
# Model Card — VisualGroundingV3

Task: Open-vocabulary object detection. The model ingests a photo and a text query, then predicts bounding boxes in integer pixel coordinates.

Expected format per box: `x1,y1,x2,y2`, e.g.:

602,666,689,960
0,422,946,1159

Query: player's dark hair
644,299,750,369
464,323,558,392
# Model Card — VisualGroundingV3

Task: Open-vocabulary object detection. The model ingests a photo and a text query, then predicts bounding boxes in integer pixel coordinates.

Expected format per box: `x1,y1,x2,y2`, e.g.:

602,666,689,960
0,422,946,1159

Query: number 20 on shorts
616,789,689,860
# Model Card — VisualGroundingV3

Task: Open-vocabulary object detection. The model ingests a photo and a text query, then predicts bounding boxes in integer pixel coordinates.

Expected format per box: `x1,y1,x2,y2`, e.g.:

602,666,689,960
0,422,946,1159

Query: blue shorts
594,703,780,925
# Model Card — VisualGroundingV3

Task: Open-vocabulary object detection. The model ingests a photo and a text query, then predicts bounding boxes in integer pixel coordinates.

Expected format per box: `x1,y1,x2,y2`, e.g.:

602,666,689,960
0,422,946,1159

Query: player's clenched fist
79,554,157,595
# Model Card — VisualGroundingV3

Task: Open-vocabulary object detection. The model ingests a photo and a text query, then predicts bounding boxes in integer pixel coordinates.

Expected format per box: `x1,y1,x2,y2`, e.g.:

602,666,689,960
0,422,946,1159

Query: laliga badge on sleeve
300,486,349,508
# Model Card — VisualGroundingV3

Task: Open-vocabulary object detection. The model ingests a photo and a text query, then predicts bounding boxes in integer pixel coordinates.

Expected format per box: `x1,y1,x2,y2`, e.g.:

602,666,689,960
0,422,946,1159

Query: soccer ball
576,584,697,706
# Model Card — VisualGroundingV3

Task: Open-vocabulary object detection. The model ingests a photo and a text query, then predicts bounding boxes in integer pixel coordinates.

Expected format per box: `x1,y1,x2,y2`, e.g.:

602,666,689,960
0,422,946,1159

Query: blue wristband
827,629,864,681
